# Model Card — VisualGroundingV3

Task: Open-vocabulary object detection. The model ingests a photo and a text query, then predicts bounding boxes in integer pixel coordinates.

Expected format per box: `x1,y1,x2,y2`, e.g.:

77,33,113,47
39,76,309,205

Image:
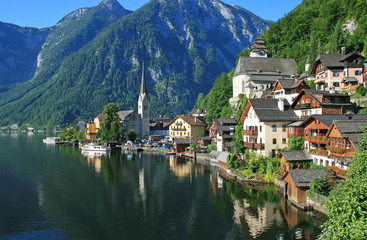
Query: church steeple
140,62,147,95
138,62,150,138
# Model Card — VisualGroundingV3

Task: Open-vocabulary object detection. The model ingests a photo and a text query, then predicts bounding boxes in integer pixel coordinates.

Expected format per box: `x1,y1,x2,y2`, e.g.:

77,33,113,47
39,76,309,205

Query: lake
0,133,326,239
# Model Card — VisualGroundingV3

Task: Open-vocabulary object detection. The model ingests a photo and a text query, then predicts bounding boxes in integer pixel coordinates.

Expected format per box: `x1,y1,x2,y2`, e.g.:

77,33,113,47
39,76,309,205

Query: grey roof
281,150,313,162
314,53,365,69
249,98,298,122
333,119,367,151
117,110,136,121
174,139,197,145
217,152,230,163
277,78,306,90
288,169,328,188
292,89,352,109
234,57,298,77
286,121,304,127
302,114,367,128
214,118,237,136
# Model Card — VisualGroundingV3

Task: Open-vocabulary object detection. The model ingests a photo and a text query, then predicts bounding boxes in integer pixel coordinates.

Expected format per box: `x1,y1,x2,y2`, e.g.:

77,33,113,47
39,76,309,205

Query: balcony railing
297,103,311,109
244,129,258,136
305,135,327,144
254,143,265,149
244,142,264,149
244,142,254,148
309,149,328,157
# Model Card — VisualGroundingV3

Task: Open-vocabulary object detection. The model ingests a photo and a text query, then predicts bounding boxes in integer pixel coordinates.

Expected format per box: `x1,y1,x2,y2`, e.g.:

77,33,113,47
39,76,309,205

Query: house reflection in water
168,156,205,182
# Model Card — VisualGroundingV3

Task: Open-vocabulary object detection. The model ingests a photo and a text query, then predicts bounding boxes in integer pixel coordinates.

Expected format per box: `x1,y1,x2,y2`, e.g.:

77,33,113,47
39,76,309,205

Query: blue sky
0,0,302,29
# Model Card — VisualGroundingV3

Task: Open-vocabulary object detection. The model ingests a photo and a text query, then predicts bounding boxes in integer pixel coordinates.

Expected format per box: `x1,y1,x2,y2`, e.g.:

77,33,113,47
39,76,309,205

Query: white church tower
138,63,150,138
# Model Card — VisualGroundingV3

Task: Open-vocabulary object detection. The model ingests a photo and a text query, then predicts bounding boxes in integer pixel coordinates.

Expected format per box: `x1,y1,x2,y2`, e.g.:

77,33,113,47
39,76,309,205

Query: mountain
0,22,50,90
0,0,271,128
261,0,367,73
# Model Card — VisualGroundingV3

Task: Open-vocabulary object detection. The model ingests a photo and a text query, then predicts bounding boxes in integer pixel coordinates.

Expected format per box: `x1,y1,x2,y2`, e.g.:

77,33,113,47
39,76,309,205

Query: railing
243,129,258,136
309,149,328,157
328,166,347,176
297,103,311,109
254,143,264,149
244,142,254,148
305,135,327,144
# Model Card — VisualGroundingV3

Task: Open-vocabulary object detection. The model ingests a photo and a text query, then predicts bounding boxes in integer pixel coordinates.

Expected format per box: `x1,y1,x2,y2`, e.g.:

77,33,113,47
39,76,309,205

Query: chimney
278,98,284,112
341,47,346,55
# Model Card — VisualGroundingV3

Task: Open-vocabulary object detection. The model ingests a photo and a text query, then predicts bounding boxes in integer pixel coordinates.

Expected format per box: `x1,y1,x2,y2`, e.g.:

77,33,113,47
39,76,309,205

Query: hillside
261,0,367,73
0,22,50,89
0,0,271,128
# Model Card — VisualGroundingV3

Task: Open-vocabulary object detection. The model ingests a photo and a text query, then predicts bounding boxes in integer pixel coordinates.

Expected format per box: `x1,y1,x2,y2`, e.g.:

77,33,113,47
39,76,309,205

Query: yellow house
86,122,97,140
169,115,207,140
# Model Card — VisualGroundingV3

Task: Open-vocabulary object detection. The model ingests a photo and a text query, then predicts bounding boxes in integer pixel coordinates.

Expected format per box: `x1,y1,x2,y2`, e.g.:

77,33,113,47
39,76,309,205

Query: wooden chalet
291,89,353,119
283,169,328,205
272,78,310,104
279,150,313,175
326,119,367,173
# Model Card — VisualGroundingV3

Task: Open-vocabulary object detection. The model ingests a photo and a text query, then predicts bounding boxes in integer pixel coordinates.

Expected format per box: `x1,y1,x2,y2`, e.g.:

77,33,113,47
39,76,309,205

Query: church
230,38,298,106
86,64,150,139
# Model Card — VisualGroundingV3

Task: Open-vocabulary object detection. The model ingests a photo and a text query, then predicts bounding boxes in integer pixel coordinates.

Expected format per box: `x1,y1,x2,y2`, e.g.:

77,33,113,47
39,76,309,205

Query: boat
43,137,60,144
81,142,111,153
164,151,176,156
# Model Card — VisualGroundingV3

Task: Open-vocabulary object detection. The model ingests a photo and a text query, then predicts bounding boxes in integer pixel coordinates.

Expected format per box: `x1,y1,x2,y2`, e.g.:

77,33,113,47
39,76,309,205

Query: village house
290,89,354,119
272,78,310,104
208,118,237,152
86,113,104,140
117,110,140,137
168,115,207,140
312,49,365,92
279,150,313,174
326,119,367,172
230,39,298,105
283,169,328,205
239,98,298,157
363,63,367,87
300,114,367,168
150,117,171,139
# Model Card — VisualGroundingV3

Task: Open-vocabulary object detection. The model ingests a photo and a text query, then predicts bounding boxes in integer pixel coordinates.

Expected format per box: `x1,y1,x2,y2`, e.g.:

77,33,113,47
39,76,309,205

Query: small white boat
43,137,60,144
81,142,111,153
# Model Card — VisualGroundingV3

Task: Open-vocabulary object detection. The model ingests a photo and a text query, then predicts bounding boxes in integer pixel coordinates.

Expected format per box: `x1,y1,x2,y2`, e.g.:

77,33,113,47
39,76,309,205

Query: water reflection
0,134,326,240
81,151,111,174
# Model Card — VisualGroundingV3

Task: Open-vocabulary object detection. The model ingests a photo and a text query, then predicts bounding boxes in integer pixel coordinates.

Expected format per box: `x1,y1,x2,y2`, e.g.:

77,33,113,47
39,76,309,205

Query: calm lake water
0,133,326,240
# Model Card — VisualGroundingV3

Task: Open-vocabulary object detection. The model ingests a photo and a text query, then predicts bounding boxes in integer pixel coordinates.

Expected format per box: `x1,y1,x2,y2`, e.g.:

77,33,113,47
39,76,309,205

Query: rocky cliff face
0,0,271,127
0,22,50,87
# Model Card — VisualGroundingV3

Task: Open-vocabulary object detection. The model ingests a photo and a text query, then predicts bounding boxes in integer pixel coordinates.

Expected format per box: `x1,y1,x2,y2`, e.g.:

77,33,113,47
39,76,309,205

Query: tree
233,123,245,154
287,136,305,150
98,103,125,142
128,129,137,142
320,132,367,239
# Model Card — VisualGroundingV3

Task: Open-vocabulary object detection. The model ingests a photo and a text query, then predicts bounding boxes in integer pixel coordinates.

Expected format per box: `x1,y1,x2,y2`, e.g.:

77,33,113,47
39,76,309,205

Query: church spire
140,62,147,95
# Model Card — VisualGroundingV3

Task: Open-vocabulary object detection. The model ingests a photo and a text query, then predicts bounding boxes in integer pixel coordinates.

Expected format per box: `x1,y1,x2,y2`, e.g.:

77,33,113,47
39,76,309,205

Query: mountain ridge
0,0,271,128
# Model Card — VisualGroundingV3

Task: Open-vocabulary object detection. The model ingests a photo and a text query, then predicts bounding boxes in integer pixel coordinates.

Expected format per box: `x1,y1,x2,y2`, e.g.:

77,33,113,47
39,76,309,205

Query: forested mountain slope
0,0,270,128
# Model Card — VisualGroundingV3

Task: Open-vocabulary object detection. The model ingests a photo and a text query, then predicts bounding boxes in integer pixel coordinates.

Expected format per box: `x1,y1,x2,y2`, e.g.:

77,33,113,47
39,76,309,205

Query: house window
290,127,294,134
333,71,339,77
333,82,340,87
317,85,322,90
344,70,347,76
272,125,277,132
260,126,262,132
282,138,287,144
282,125,286,132
249,113,252,119
273,138,277,144
325,72,328,78
355,70,362,75
325,83,328,88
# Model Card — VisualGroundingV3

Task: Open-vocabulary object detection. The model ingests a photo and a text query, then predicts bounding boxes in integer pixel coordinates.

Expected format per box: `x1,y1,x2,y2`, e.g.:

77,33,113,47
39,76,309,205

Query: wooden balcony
297,103,311,109
254,143,265,149
244,142,254,148
327,146,355,158
244,129,258,136
244,142,264,149
305,135,327,144
309,149,328,157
